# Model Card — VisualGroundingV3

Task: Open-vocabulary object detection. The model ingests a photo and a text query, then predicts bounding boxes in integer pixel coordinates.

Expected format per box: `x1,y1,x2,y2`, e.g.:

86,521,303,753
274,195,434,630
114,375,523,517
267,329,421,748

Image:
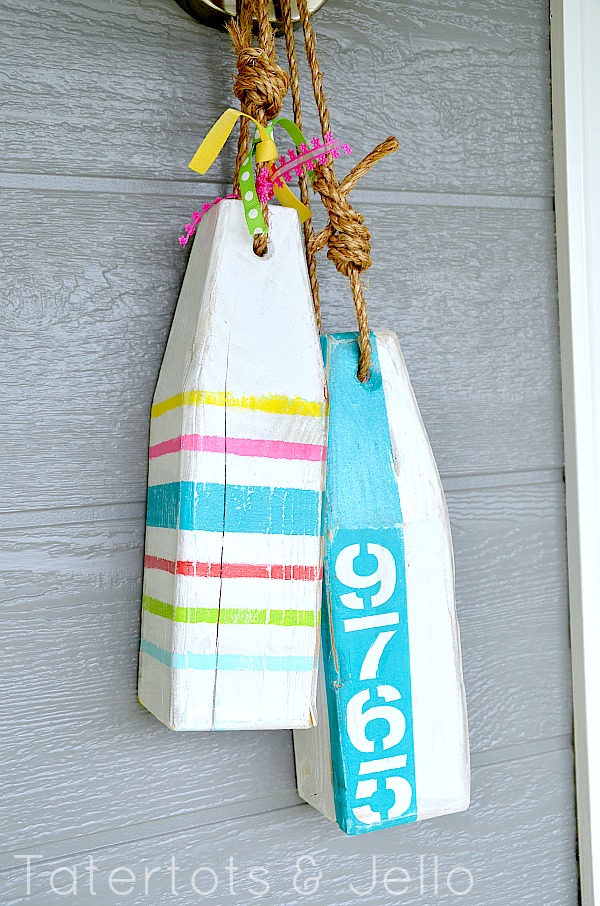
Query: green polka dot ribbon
238,128,270,237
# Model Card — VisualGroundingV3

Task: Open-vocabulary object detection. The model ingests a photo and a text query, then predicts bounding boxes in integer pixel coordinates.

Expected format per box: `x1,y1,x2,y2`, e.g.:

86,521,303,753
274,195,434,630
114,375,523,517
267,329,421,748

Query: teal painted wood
320,333,417,833
296,332,469,834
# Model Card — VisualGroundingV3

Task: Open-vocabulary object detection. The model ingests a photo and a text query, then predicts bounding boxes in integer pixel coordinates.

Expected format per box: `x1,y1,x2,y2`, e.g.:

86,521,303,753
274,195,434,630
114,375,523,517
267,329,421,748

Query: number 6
346,686,406,752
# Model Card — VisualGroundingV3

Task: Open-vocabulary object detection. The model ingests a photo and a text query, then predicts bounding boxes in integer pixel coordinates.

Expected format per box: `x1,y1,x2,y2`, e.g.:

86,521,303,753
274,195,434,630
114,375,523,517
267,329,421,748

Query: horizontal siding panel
1,749,576,905
0,480,570,849
321,202,562,474
447,481,571,752
0,0,552,195
0,192,561,513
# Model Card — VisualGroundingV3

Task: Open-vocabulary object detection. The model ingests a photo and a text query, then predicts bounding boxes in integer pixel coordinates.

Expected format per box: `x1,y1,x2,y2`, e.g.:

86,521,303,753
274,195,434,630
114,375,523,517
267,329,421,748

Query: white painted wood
379,332,470,818
138,200,327,731
295,655,337,823
551,1,600,901
294,332,469,833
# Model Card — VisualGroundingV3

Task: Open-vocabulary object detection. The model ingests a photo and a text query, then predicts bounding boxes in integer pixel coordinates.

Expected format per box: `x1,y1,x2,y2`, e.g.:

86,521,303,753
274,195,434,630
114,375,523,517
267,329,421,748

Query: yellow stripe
151,391,327,419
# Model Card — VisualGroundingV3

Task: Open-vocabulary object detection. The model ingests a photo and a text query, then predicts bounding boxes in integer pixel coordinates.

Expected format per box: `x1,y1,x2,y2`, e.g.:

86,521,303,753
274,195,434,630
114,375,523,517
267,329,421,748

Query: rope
280,0,321,331
228,0,399,377
231,4,252,197
297,0,376,379
310,136,400,255
227,0,289,256
293,0,397,380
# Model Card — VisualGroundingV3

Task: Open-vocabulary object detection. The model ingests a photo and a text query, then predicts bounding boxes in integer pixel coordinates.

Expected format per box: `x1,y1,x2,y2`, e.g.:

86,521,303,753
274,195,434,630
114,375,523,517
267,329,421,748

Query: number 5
353,776,413,825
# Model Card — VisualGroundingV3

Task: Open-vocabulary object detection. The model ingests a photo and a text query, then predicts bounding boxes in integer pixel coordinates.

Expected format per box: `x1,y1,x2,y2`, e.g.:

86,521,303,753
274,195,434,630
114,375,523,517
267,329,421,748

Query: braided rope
229,0,399,376
228,0,289,256
279,0,322,330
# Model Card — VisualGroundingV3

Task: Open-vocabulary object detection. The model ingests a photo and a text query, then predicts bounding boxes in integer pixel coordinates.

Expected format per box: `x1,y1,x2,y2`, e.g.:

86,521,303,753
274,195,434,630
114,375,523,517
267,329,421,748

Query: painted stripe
142,571,320,621
142,594,318,627
140,611,318,664
146,481,321,535
145,555,176,574
151,391,327,420
149,435,224,458
149,434,327,463
140,640,314,672
144,554,322,582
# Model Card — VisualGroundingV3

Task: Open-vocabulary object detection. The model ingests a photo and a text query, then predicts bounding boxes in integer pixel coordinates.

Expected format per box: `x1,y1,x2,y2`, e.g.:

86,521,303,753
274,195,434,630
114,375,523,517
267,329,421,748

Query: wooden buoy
294,331,469,832
138,201,327,731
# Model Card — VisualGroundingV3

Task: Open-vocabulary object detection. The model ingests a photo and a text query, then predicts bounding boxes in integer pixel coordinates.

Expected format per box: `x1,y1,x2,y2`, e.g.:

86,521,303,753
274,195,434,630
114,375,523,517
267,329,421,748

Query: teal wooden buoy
294,331,470,834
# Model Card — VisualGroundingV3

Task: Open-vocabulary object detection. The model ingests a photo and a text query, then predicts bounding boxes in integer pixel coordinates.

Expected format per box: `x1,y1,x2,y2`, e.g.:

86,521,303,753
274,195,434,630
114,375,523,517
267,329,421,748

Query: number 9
335,543,396,610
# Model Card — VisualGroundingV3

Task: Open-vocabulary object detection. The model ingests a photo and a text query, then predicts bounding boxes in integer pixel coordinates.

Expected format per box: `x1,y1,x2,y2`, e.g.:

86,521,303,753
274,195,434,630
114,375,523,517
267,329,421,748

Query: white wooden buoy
138,201,327,731
294,331,469,832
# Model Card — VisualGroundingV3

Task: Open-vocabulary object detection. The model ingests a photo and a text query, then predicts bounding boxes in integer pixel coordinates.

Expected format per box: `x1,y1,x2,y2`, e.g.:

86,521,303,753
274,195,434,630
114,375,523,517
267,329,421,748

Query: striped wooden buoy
138,201,327,730
294,331,470,832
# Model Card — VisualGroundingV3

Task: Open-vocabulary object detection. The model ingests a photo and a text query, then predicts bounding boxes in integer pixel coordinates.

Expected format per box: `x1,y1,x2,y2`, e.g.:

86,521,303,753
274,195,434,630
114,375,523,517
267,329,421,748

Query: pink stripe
149,434,326,462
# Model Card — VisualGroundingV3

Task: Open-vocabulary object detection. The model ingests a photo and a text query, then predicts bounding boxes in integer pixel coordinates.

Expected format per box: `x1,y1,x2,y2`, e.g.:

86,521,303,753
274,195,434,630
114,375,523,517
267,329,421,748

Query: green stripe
142,595,319,627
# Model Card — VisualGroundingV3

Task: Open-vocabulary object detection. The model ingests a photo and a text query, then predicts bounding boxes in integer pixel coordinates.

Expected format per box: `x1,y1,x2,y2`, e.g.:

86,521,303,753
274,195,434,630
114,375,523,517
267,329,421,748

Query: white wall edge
551,1,600,902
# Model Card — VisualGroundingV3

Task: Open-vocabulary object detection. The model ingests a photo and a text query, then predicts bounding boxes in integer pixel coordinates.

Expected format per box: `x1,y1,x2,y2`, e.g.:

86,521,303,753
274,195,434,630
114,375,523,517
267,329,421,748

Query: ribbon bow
189,109,312,237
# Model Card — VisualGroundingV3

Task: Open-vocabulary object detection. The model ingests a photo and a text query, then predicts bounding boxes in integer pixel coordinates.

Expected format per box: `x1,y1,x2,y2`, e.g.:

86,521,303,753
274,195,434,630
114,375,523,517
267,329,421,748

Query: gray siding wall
0,0,577,903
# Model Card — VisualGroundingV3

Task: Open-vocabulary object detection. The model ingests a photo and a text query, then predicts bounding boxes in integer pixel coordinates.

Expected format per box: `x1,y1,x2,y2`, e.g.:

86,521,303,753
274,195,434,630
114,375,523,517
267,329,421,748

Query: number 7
360,630,397,680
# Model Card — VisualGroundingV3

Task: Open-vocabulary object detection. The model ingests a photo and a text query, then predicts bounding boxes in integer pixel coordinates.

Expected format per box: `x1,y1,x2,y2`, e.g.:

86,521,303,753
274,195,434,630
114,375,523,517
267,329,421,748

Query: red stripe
144,555,176,574
144,555,322,581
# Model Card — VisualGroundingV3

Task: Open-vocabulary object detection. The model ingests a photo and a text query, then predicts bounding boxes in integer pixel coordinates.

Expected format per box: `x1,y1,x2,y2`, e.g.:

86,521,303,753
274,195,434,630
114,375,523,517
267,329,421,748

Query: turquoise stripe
140,640,314,672
146,481,321,536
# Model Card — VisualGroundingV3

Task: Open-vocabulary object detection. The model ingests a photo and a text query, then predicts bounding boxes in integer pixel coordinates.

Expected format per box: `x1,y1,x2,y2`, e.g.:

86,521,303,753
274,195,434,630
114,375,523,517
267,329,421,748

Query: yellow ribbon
272,182,311,223
189,109,276,173
189,108,311,224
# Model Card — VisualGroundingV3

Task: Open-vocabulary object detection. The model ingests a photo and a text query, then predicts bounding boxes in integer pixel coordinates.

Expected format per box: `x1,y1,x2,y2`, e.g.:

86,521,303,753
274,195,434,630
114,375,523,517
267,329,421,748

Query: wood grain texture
0,477,569,850
1,750,576,905
448,481,572,752
296,332,468,832
139,202,326,730
0,192,561,515
0,0,553,196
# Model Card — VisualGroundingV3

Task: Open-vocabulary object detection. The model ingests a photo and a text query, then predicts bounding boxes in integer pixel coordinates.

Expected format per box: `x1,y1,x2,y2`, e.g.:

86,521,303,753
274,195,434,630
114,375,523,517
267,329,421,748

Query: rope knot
312,165,372,277
233,46,289,122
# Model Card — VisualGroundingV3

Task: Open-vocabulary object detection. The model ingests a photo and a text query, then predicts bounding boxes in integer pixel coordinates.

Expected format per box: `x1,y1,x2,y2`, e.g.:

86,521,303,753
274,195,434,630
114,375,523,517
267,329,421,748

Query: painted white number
359,630,397,680
335,543,396,610
352,776,413,825
346,685,406,753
